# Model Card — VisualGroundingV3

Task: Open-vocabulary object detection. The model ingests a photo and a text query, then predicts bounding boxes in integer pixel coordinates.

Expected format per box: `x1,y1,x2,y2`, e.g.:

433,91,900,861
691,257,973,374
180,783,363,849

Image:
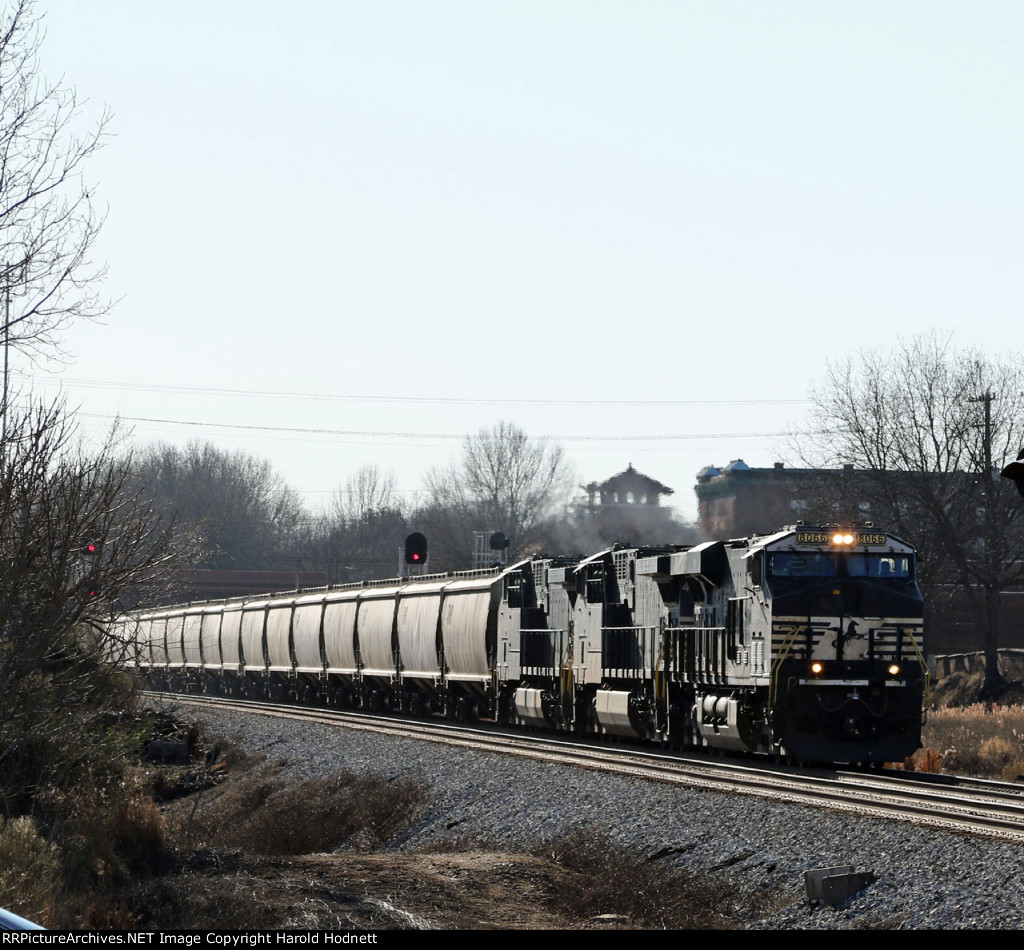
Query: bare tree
331,465,406,579
422,422,574,568
132,441,306,571
303,465,407,582
0,3,181,841
0,0,110,367
0,400,176,809
333,464,397,525
799,332,1024,698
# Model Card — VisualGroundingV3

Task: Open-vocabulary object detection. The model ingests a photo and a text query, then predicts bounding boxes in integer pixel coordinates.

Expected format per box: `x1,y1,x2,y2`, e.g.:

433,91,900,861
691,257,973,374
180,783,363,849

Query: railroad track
148,691,1024,843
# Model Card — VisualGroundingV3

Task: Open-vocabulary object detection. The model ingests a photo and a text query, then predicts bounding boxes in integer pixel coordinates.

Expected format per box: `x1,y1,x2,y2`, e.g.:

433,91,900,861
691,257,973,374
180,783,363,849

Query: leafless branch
0,0,111,363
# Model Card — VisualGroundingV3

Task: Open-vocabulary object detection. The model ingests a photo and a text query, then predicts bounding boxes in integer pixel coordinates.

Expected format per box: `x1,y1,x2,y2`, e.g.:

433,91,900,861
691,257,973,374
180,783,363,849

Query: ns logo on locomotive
121,524,926,766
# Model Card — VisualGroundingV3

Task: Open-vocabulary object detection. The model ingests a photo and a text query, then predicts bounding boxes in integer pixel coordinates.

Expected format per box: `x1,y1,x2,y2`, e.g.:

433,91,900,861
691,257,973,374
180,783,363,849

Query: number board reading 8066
795,531,887,546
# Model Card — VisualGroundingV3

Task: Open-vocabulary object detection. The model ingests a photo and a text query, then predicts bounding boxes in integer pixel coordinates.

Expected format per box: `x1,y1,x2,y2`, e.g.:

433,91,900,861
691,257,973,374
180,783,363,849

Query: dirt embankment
929,654,1024,708
114,749,765,931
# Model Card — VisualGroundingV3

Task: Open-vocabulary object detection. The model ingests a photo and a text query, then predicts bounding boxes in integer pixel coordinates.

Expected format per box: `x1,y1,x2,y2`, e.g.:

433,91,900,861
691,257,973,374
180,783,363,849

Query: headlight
810,661,824,675
887,663,901,677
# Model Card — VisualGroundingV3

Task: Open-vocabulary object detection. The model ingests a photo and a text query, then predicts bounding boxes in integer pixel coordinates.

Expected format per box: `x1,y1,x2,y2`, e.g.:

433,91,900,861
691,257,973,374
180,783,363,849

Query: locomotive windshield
767,551,913,581
848,553,912,579
767,553,836,577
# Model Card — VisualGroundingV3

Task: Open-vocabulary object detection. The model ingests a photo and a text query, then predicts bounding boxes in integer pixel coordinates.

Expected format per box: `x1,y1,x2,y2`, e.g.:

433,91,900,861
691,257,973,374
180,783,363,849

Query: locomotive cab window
767,553,837,578
749,552,762,587
847,554,913,579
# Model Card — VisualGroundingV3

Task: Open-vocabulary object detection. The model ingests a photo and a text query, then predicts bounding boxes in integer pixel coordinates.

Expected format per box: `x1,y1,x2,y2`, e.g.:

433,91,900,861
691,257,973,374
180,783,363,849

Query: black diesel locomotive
124,524,927,764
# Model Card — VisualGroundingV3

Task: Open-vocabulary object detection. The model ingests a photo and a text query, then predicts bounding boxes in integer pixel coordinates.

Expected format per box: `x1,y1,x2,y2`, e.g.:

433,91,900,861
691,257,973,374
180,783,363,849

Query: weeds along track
147,692,1024,843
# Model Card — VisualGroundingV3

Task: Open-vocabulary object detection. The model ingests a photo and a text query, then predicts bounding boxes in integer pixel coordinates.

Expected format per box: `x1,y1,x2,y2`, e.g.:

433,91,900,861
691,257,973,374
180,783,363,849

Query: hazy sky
17,1,1024,521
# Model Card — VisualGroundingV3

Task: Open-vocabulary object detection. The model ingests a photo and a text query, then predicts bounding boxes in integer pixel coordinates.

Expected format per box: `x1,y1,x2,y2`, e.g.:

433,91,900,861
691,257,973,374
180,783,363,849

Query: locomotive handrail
902,624,932,709
768,625,808,713
559,624,575,704
654,620,668,725
597,625,661,680
663,625,728,633
660,625,729,685
517,627,569,678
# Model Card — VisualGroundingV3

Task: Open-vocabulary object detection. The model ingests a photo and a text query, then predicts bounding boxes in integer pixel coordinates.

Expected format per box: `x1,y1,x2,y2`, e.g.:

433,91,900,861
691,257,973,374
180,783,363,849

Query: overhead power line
25,371,809,408
77,411,796,443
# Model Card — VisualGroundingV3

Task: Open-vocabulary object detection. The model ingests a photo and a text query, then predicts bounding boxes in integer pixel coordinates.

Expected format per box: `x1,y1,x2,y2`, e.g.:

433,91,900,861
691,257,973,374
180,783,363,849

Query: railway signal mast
473,531,509,568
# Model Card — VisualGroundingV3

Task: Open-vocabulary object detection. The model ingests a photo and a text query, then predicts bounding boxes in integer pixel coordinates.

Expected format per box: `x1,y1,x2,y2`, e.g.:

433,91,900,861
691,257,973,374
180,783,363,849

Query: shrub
533,829,748,929
0,816,61,926
40,767,168,893
167,764,427,855
978,736,1022,781
925,704,1024,780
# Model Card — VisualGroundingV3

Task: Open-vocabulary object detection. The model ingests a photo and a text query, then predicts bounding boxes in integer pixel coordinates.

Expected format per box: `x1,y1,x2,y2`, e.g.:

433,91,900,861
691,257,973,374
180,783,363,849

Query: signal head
404,532,427,565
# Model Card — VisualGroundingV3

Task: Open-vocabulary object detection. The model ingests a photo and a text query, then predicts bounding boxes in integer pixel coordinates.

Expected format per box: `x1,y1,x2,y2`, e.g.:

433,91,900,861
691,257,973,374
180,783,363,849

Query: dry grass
0,816,62,924
0,767,170,929
164,758,427,855
30,728,433,929
923,703,1024,781
532,829,761,929
126,740,778,929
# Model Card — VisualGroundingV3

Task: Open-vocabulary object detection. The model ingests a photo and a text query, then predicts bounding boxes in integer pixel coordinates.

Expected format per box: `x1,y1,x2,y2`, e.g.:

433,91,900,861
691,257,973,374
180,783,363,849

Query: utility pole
973,390,994,480
970,389,1005,698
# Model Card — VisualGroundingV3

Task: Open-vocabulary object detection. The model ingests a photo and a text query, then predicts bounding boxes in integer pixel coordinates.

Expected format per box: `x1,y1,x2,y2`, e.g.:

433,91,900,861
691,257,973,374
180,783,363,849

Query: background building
693,459,1024,655
573,464,692,547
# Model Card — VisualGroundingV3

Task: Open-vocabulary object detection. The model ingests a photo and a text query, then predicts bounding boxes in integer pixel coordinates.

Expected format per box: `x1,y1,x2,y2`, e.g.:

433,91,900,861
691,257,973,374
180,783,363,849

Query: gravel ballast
181,705,1024,930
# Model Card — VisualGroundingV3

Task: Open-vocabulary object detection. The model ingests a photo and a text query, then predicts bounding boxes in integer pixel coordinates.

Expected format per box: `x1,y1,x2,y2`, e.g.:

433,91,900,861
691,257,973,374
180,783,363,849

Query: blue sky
18,1,1024,520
